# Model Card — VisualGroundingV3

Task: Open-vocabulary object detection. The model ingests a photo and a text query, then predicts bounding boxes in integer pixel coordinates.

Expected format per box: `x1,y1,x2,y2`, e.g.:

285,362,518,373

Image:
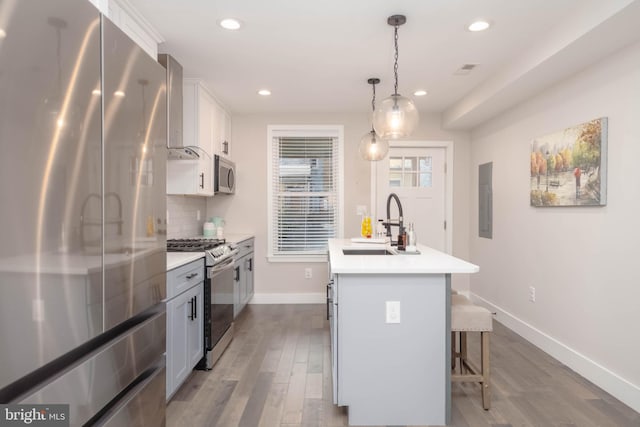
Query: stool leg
460,331,467,374
481,331,491,410
451,331,456,370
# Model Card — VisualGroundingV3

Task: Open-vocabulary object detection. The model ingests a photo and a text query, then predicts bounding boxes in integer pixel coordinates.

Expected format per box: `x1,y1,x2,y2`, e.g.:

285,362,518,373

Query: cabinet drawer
167,258,205,299
235,238,254,258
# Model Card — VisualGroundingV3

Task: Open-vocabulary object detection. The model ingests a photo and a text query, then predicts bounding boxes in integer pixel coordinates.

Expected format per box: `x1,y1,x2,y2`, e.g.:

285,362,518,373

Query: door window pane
389,156,428,188
419,172,432,187
419,157,432,172
403,173,416,187
389,157,402,171
389,173,401,187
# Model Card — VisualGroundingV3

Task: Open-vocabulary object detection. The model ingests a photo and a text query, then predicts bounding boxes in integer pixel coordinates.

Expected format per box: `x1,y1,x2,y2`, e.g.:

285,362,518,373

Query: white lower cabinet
166,258,204,401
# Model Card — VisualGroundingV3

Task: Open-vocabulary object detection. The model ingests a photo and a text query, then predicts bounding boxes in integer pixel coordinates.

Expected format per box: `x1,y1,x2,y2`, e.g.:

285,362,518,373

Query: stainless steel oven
205,256,235,369
214,155,236,194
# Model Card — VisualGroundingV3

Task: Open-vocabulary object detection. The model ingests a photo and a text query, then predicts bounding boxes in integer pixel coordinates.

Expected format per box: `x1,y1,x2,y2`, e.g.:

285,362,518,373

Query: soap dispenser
406,223,417,252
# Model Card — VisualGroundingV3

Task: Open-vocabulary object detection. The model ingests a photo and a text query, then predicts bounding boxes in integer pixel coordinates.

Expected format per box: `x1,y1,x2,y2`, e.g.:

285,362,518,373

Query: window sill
268,255,328,263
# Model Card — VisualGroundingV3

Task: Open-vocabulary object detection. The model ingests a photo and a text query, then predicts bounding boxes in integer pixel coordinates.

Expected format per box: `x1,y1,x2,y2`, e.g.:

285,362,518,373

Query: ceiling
128,0,640,128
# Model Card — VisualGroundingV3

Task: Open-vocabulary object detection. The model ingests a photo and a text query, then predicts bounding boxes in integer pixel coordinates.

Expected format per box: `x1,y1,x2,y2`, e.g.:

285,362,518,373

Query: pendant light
359,78,389,161
372,15,419,139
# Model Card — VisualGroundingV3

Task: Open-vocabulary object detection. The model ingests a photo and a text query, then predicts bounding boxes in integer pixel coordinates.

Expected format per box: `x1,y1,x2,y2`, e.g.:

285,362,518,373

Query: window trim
267,125,344,262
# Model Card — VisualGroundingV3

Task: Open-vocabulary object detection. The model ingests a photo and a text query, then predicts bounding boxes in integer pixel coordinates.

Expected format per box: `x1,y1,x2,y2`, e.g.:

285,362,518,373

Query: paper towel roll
203,222,215,237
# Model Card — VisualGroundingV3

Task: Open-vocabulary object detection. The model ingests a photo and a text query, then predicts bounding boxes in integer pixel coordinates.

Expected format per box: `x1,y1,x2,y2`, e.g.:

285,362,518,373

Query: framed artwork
530,118,607,207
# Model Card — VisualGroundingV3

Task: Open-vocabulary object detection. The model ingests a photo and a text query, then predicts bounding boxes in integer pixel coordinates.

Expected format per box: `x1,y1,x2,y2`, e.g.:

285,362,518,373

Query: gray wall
469,40,640,410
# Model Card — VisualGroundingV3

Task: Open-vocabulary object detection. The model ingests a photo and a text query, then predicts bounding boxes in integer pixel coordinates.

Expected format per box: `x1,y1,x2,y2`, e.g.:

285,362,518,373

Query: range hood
158,54,199,160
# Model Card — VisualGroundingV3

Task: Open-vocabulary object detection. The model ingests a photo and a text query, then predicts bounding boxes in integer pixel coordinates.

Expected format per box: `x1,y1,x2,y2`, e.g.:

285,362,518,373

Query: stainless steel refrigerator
0,0,167,425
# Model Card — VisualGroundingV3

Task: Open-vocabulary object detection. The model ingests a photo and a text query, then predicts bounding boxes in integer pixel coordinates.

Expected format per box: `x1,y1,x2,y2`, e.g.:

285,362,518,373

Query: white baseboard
471,293,640,414
249,292,325,304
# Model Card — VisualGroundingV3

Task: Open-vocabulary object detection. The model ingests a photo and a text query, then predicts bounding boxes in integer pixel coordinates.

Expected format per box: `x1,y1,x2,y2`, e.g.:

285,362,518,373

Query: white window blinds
270,135,340,258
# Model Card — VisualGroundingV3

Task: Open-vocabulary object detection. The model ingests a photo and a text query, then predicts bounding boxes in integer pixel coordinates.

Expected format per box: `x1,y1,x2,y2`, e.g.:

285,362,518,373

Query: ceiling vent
454,64,479,76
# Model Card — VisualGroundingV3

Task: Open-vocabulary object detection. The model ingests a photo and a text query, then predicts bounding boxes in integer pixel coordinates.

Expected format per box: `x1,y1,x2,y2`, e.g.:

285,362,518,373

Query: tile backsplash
167,196,207,239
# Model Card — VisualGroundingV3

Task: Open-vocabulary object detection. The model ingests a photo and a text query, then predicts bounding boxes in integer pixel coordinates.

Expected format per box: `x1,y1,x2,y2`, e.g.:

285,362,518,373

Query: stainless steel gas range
167,239,237,369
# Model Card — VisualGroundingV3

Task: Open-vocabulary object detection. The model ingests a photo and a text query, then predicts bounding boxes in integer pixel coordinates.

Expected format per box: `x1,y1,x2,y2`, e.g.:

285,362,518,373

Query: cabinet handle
222,140,228,154
186,273,198,279
188,297,194,321
248,258,253,272
193,295,197,319
234,266,240,281
199,172,204,189
326,283,332,320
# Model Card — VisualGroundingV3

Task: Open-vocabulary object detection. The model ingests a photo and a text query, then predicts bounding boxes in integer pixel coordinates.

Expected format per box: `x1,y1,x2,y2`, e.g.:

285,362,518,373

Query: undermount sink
342,248,395,255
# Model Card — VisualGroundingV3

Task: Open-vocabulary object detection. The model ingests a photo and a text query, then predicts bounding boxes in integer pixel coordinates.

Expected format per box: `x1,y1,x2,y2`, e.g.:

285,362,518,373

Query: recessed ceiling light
468,20,491,32
414,90,427,97
219,18,242,30
0,29,6,39
258,89,271,96
114,90,126,98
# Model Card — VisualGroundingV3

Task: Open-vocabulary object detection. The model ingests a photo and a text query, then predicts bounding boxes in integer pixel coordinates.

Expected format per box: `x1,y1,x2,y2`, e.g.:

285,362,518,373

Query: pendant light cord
393,24,399,96
370,80,377,132
371,81,376,112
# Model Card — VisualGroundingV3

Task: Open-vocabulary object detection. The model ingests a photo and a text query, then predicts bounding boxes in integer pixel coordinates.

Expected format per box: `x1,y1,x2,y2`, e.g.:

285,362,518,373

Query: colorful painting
530,118,607,207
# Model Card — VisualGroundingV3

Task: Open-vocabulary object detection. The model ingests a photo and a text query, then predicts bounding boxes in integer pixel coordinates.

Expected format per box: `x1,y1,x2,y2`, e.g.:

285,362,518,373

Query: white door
375,146,447,251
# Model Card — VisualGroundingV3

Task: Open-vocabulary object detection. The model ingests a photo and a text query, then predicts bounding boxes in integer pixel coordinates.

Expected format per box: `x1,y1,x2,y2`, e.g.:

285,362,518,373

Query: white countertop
328,238,479,274
166,252,205,271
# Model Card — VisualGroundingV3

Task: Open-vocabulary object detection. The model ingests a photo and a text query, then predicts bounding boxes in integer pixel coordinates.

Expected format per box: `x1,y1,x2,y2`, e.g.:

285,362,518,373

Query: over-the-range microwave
214,155,235,194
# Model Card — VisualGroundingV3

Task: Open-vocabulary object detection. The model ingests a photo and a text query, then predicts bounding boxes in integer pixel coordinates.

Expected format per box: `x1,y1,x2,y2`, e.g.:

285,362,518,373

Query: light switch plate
386,301,400,324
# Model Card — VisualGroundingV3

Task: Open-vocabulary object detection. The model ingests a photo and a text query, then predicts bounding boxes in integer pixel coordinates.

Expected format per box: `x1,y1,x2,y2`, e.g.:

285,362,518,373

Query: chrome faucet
383,192,404,245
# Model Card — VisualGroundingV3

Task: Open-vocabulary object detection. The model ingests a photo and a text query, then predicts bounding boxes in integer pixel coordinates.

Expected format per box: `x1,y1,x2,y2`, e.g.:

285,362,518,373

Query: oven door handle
209,257,235,275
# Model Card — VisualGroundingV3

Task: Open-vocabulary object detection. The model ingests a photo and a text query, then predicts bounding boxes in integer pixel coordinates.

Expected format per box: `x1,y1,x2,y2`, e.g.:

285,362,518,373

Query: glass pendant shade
372,94,419,139
358,129,389,161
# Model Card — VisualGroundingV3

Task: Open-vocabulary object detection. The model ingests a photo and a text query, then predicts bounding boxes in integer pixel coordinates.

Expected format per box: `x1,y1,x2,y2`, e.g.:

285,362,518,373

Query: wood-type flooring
167,304,639,427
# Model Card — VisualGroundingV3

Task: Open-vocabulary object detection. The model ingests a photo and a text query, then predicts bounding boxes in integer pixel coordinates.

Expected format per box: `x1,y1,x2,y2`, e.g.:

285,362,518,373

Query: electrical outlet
304,268,312,279
386,301,401,323
529,286,536,302
196,210,201,221
356,205,367,216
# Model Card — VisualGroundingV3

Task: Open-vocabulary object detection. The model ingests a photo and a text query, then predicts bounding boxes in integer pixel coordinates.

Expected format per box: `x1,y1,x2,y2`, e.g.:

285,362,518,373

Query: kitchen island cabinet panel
337,273,449,425
327,238,477,426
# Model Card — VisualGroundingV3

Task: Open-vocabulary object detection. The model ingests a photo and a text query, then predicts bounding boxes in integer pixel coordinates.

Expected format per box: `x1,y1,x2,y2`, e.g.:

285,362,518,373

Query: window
389,155,433,188
267,126,344,261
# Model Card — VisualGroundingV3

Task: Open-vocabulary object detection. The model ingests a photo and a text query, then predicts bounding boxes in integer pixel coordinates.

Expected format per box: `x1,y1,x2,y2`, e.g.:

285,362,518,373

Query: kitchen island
327,238,479,426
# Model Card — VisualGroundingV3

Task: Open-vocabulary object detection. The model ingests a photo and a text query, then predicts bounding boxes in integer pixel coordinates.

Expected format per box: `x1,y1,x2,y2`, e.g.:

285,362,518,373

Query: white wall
207,112,472,301
469,41,640,411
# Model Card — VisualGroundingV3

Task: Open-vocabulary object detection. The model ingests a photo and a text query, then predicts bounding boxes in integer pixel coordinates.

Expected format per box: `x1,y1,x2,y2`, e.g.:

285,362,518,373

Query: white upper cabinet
167,79,215,196
213,101,232,159
103,0,163,59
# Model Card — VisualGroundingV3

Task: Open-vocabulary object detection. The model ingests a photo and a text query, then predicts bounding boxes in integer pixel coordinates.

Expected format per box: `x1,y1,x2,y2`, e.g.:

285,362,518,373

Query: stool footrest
452,374,484,382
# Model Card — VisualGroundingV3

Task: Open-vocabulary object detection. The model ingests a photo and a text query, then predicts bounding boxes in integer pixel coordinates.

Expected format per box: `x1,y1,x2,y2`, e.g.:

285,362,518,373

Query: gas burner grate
167,238,226,252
